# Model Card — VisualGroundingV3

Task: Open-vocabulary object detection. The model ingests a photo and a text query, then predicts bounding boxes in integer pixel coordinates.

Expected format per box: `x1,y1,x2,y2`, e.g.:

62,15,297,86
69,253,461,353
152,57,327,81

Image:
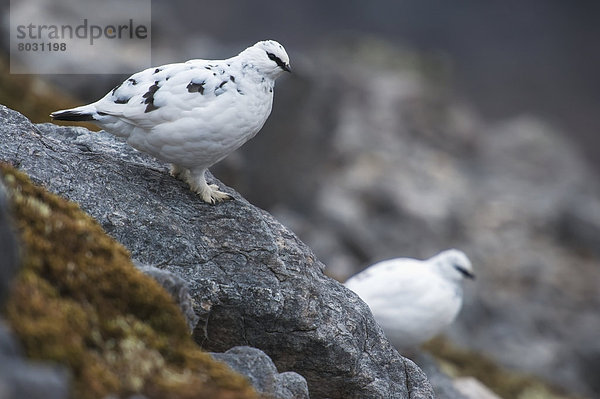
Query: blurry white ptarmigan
51,40,290,204
344,249,474,350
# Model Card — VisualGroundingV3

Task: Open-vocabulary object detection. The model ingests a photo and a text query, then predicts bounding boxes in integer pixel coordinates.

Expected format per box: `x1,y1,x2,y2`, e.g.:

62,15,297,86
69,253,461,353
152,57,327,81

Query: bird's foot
171,165,232,204
170,165,190,180
202,184,233,205
189,180,232,205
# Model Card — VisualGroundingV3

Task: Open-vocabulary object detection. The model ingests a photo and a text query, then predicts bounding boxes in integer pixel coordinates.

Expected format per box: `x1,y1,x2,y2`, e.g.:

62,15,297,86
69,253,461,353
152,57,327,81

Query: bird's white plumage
344,249,474,349
51,40,290,204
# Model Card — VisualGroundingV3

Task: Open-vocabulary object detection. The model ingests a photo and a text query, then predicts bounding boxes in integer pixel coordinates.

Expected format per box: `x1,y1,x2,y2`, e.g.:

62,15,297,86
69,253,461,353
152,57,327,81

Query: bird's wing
347,258,460,324
92,59,240,129
350,259,452,312
346,259,429,300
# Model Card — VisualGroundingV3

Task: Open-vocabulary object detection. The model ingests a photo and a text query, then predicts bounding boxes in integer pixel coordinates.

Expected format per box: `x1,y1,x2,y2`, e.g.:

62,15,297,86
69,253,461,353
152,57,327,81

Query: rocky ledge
0,105,434,398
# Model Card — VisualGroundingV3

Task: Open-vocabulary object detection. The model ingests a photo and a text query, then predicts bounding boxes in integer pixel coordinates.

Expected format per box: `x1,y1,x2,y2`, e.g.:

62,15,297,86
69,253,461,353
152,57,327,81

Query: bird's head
435,249,475,282
242,40,291,79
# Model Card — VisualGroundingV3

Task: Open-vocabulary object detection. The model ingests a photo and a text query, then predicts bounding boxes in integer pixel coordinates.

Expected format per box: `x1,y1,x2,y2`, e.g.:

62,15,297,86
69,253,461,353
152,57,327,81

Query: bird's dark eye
266,51,288,70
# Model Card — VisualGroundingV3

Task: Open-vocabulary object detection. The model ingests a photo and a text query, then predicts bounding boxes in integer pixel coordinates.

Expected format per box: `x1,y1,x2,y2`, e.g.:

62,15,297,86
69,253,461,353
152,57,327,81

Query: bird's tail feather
50,105,97,121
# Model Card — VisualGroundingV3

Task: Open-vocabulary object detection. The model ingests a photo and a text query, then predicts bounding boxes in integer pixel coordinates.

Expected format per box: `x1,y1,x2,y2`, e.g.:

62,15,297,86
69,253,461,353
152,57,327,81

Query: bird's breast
132,80,274,169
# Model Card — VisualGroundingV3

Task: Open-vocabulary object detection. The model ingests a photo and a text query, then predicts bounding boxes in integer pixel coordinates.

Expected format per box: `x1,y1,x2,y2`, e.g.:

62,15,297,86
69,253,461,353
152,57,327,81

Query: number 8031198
17,42,67,51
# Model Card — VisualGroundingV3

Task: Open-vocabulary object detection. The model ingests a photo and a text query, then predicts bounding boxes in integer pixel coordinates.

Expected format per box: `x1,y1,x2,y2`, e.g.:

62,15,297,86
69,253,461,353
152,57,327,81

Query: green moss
1,163,259,399
423,336,581,399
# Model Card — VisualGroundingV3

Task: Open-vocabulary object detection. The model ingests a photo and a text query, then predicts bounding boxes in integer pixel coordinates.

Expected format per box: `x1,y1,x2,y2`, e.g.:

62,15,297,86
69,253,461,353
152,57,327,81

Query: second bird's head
243,40,291,79
436,249,475,282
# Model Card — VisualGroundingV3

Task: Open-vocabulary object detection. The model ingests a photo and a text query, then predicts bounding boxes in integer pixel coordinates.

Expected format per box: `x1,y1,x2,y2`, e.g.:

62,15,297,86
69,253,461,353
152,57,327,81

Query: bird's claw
200,184,233,205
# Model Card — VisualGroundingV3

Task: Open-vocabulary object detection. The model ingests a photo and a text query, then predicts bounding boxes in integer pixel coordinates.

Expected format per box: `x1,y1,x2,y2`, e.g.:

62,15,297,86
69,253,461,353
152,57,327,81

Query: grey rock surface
0,321,21,361
411,352,468,399
211,346,309,399
558,195,600,256
0,105,434,399
134,262,200,332
0,179,19,304
273,372,310,399
0,353,71,399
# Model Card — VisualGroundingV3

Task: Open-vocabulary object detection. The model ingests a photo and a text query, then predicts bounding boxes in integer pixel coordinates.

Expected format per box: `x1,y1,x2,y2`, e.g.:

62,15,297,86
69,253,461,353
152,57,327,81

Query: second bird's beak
283,64,291,73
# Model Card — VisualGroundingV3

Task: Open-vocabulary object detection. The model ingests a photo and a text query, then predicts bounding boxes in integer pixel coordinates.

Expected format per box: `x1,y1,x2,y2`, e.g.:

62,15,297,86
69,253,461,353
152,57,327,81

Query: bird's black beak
283,64,291,73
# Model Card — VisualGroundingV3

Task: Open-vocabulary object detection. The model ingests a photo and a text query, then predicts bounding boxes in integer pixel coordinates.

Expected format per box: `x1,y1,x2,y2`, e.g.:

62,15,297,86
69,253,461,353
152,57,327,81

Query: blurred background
2,1,600,398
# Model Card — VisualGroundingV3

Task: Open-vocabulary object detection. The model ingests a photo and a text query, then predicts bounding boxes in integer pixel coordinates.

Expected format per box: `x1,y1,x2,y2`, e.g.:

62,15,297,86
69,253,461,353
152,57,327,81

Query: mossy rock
0,163,259,399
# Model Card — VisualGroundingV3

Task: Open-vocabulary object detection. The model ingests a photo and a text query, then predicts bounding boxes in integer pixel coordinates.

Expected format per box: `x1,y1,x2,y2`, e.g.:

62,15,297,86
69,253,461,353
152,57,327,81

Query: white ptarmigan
344,249,474,350
51,40,290,204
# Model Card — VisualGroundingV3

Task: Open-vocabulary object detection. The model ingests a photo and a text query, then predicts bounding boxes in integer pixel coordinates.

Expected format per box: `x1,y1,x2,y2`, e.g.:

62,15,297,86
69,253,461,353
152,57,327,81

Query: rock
134,262,200,332
402,357,438,399
577,349,600,395
0,320,21,358
411,352,468,399
0,105,434,398
211,346,309,399
558,195,600,256
273,372,311,399
0,179,19,304
0,353,71,399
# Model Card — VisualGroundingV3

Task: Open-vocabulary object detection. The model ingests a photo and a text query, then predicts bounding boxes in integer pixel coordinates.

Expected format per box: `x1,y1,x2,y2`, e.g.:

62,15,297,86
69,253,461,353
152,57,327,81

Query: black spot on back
144,102,159,113
128,78,138,85
142,81,160,113
215,80,229,96
230,76,235,82
187,81,205,94
142,81,160,99
154,68,161,74
114,98,129,104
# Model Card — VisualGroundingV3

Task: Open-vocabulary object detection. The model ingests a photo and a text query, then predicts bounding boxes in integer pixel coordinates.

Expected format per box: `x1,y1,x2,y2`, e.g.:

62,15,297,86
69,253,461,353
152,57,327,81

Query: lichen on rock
0,163,259,399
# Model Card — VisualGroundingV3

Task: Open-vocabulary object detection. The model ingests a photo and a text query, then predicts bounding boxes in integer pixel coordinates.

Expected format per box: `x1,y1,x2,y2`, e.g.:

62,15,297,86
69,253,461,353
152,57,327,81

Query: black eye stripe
266,51,286,69
454,265,475,279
